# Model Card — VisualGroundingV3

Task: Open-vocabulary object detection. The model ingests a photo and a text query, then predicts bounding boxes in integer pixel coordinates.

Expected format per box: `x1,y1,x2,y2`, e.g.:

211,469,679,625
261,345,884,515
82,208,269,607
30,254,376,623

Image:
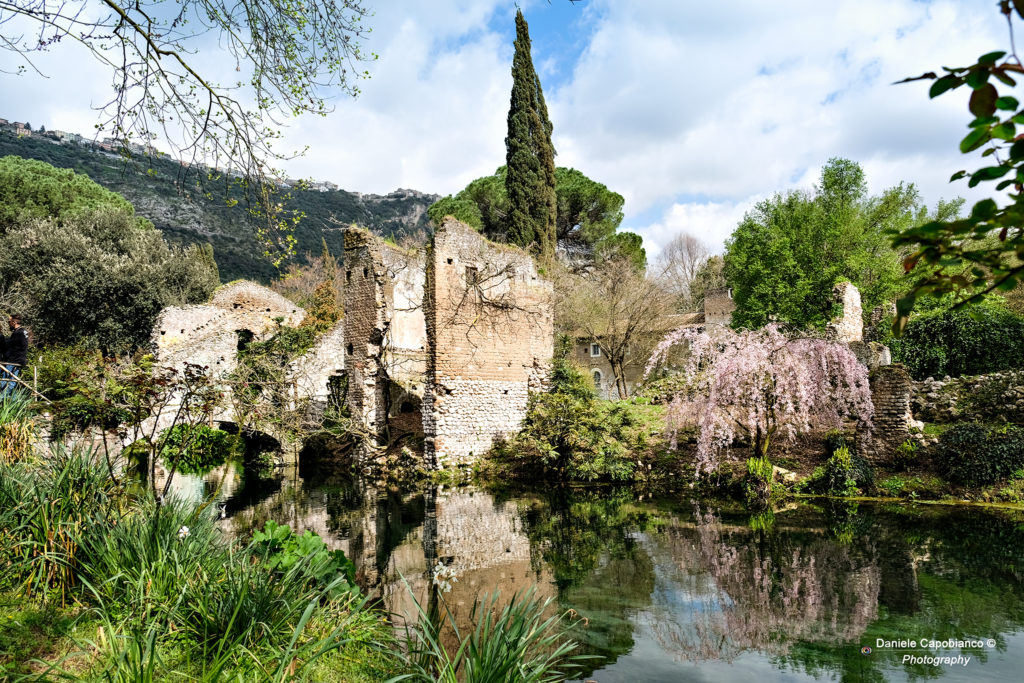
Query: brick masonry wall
868,364,913,459
342,229,391,439
423,218,553,467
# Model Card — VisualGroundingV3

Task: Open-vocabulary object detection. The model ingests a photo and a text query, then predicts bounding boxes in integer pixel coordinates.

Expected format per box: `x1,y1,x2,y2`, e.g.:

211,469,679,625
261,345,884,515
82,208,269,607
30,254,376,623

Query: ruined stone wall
912,371,1024,424
826,281,863,343
153,281,305,376
868,364,913,459
289,320,346,402
381,244,428,398
703,288,735,326
423,218,554,466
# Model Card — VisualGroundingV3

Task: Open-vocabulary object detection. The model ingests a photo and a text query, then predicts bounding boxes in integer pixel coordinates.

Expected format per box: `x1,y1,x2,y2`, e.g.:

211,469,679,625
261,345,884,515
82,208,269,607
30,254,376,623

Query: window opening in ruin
593,369,603,386
236,329,255,352
590,343,601,357
400,401,414,414
346,270,352,284
346,343,354,355
363,267,369,277
447,258,453,264
466,266,479,287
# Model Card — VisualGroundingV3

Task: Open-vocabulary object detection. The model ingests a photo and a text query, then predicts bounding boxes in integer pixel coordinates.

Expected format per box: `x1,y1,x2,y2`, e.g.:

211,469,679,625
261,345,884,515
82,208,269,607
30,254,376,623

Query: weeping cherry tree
646,325,874,476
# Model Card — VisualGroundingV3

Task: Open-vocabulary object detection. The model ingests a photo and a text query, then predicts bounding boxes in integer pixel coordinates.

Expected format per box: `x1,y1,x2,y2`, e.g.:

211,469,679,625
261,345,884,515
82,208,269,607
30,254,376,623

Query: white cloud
0,0,1013,258
639,200,758,263
550,0,1007,252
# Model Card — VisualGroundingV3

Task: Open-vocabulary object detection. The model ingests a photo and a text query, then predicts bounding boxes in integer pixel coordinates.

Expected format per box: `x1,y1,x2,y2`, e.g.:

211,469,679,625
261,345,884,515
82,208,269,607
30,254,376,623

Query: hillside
0,129,438,282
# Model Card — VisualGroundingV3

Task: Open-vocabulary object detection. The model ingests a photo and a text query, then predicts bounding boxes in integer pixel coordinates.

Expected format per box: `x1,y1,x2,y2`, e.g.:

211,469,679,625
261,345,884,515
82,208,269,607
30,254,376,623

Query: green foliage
888,300,1024,378
594,230,646,271
158,424,242,476
0,447,388,680
0,444,123,600
892,9,1024,323
892,439,921,471
824,446,859,496
724,158,926,330
937,422,1024,486
487,338,669,482
427,194,486,231
430,164,638,266
251,520,358,598
744,456,773,507
505,10,557,258
0,198,219,352
390,586,587,683
0,155,142,234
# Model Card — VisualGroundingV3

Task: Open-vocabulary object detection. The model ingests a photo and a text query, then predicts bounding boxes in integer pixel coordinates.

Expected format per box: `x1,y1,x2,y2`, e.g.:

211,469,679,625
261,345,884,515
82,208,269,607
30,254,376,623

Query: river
169,460,1024,682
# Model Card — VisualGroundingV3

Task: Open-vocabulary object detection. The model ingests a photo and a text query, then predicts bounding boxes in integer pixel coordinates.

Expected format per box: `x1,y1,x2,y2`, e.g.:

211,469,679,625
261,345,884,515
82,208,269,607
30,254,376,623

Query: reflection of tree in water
519,489,658,673
648,504,881,664
775,505,1024,682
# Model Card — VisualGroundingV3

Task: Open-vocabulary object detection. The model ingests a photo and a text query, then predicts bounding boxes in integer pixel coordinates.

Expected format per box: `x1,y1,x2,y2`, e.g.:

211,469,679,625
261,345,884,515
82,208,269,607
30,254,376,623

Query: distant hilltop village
0,117,342,192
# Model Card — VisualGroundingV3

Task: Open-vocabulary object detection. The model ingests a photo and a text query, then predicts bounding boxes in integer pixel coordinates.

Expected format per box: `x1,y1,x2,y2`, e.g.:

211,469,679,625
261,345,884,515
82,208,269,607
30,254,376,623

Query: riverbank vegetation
0,443,588,680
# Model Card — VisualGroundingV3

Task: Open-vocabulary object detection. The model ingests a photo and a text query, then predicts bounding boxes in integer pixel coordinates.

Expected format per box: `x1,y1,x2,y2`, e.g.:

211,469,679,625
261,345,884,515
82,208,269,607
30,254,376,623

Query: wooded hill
0,129,437,282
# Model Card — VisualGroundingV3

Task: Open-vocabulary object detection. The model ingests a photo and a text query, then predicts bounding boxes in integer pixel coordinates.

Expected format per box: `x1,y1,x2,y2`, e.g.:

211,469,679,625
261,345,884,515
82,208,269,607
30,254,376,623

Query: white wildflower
177,525,190,540
432,561,459,593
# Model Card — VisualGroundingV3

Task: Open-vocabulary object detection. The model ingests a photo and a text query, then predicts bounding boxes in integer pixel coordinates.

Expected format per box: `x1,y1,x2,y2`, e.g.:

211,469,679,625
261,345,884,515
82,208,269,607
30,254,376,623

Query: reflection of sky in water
206,465,1024,683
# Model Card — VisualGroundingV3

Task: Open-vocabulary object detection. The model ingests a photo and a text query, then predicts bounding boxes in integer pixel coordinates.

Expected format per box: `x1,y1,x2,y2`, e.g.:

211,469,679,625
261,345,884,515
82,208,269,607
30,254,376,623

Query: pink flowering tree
646,325,873,475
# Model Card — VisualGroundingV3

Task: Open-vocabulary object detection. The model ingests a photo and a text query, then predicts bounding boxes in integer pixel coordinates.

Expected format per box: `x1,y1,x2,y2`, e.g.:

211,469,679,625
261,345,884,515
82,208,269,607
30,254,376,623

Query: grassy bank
0,440,590,681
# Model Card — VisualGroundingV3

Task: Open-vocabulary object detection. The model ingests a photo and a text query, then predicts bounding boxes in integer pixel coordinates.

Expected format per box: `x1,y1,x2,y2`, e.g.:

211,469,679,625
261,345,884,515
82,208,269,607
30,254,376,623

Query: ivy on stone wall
889,301,1024,379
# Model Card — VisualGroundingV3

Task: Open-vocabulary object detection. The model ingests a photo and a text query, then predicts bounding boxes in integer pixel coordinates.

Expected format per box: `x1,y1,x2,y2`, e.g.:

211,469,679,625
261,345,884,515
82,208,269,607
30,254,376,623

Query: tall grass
0,393,37,462
390,586,592,683
0,444,123,603
1,446,392,680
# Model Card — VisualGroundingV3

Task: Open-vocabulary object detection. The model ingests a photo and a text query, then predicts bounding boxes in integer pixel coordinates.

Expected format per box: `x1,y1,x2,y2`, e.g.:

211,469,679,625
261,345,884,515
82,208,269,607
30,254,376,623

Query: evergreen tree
320,237,338,283
504,9,557,258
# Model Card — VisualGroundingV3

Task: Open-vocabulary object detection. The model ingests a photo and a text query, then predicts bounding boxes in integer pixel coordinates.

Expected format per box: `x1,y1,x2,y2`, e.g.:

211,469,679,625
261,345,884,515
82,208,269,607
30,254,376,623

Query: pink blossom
647,325,873,474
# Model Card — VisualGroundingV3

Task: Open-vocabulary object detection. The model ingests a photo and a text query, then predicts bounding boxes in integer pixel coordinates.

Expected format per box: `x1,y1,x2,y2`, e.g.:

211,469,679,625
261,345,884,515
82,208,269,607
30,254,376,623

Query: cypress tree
504,9,557,258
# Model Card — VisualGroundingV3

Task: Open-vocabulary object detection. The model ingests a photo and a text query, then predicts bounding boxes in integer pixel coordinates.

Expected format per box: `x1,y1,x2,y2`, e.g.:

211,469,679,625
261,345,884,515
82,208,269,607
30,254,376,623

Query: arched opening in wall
592,369,603,392
236,329,255,352
387,381,423,439
215,422,284,510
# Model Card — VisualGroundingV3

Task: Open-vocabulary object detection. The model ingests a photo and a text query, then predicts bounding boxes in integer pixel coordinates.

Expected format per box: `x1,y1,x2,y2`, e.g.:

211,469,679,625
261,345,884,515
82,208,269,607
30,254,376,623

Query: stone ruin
343,217,553,467
151,218,553,468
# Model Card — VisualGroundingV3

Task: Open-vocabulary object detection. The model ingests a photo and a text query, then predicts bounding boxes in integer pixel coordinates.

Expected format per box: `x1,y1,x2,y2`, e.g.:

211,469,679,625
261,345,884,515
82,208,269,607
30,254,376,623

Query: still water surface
175,461,1024,682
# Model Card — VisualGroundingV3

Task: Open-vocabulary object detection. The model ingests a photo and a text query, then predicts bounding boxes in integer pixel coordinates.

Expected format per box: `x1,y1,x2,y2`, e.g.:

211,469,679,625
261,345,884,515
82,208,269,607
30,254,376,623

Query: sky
0,0,1011,260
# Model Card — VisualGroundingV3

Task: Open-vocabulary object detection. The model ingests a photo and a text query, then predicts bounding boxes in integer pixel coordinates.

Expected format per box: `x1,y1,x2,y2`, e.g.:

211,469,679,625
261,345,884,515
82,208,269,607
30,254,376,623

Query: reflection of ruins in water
190,467,939,666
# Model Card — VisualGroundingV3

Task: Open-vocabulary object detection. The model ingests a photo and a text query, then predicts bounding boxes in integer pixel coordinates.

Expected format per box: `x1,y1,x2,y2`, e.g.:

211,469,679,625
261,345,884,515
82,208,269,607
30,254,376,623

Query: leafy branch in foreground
892,1,1024,330
0,0,376,260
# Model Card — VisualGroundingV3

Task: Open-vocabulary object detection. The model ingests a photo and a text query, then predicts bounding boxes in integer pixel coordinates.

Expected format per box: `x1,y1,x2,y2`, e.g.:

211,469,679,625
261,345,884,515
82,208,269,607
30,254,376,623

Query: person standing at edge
1,314,28,399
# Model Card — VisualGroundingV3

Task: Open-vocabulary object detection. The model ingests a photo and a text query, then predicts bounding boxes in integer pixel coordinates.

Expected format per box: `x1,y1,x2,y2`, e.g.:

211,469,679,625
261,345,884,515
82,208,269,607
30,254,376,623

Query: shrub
158,423,242,475
889,301,1024,379
0,444,123,600
0,394,37,462
892,439,920,471
824,446,858,496
250,520,358,598
937,422,1024,486
486,336,669,483
392,587,587,683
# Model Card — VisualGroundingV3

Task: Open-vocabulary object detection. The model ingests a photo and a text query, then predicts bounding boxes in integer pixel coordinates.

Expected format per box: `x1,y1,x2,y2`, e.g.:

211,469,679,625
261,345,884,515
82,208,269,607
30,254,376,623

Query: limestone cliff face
0,129,439,282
